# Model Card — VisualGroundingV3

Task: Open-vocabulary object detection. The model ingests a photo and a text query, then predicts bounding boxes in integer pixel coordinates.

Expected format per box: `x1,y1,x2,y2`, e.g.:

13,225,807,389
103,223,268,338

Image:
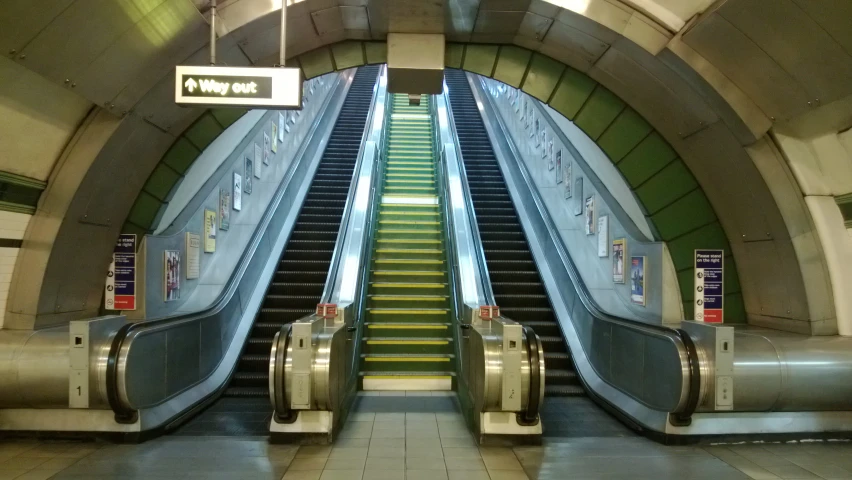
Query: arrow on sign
185,78,198,92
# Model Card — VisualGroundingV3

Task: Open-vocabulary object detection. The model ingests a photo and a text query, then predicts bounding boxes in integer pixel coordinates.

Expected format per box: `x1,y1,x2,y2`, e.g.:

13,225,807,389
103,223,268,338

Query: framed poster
630,256,646,306
105,234,137,311
278,113,286,141
254,143,263,175
612,239,626,283
564,160,572,198
597,215,609,257
271,124,278,153
534,117,541,143
573,177,583,215
264,132,272,163
204,209,216,253
584,195,595,235
164,250,181,302
244,157,253,194
555,146,562,183
233,172,242,211
185,232,200,279
219,188,230,230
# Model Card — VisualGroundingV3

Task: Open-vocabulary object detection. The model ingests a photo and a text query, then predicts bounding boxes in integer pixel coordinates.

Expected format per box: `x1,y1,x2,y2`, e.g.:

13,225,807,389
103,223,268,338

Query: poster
219,188,230,230
612,239,626,283
105,234,136,310
233,172,242,211
164,250,181,302
264,132,272,163
695,249,724,323
244,156,253,194
597,215,608,257
204,209,216,253
541,132,548,158
573,177,583,215
271,124,278,154
254,143,263,176
278,113,285,142
185,232,200,279
564,159,572,198
630,256,646,306
534,117,541,143
555,146,562,183
584,195,595,235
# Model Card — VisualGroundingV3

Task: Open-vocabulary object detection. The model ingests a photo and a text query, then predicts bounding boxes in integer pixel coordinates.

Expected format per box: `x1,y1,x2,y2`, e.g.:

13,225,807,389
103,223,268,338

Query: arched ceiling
2,0,849,335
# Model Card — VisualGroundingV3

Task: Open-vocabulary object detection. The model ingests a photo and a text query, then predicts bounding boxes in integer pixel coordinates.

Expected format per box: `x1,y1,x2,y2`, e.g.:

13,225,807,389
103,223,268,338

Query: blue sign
695,249,724,323
105,234,137,310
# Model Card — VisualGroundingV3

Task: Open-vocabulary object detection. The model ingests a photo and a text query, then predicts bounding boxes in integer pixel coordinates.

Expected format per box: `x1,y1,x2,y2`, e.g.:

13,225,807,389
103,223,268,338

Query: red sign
316,303,337,318
479,305,500,320
114,295,135,310
703,309,723,323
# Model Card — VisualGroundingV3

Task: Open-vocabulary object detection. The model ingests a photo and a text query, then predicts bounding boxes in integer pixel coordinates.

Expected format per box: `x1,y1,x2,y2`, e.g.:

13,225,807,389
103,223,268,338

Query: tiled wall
0,211,31,328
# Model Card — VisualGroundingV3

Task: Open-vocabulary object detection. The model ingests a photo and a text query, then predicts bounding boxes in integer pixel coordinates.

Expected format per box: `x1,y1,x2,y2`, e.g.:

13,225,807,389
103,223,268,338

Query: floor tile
440,437,475,448
368,447,404,458
762,464,821,479
362,469,404,480
323,457,366,470
442,447,481,459
287,458,328,471
405,447,444,459
320,470,363,480
296,447,332,459
488,470,530,480
447,471,489,480
406,439,442,450
328,447,368,460
407,457,446,470
481,453,523,471
405,469,449,480
365,457,404,470
444,458,486,471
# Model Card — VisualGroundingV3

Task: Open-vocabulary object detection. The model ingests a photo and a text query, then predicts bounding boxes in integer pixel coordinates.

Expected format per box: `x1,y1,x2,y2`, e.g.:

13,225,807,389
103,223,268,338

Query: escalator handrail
105,71,354,418
320,65,385,304
467,72,697,416
438,75,496,307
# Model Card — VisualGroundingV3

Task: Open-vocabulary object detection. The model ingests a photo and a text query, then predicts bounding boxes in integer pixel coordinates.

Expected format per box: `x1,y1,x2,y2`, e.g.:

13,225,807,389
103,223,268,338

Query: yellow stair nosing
370,283,446,288
372,271,444,275
364,375,451,379
365,357,450,362
366,340,449,345
369,309,449,314
367,324,448,329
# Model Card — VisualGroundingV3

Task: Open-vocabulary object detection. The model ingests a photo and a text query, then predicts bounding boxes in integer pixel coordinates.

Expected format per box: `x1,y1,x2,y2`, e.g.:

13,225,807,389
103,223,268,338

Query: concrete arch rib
9,35,828,334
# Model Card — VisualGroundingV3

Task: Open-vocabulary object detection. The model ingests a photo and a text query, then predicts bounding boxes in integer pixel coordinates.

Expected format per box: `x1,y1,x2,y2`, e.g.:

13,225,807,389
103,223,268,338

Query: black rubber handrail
519,325,541,425
274,324,296,423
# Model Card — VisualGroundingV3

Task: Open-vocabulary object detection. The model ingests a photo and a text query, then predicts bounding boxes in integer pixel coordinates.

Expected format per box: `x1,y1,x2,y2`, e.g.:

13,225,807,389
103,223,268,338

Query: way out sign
175,66,302,108
694,249,724,323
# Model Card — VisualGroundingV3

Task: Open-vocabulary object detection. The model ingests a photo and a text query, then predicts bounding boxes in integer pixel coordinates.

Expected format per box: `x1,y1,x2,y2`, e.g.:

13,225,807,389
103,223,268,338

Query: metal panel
791,0,852,54
0,0,75,53
340,5,370,30
473,11,525,34
683,13,811,121
541,20,608,72
517,12,553,41
555,2,628,45
312,7,345,36
717,0,852,105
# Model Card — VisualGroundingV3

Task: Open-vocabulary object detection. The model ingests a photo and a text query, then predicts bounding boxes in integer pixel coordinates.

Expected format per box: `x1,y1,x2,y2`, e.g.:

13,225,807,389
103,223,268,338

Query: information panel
105,234,136,310
175,66,302,108
695,249,724,323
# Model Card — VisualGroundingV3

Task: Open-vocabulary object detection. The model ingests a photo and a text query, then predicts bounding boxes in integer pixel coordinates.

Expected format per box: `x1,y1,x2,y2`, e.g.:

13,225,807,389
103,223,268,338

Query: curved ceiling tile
554,0,630,45
312,7,345,36
470,33,517,43
131,69,205,134
517,11,553,41
473,10,525,33
0,56,92,181
216,0,277,35
683,13,811,121
528,0,559,17
0,0,75,54
717,0,852,106
479,0,530,10
20,0,170,83
791,0,852,55
541,19,608,71
340,6,370,30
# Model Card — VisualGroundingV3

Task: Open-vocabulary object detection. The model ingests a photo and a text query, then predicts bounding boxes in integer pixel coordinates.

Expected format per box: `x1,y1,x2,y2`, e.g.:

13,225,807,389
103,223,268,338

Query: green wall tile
445,43,464,68
365,42,387,64
683,301,694,320
678,268,695,303
493,46,531,88
211,108,247,128
332,41,365,70
162,137,200,175
651,189,717,240
617,132,678,187
463,44,499,77
121,222,149,247
184,114,223,151
547,67,596,120
725,293,746,323
574,86,625,140
144,163,181,201
597,108,652,162
635,160,698,215
127,191,162,230
521,53,564,103
725,256,741,294
667,222,729,271
300,47,334,79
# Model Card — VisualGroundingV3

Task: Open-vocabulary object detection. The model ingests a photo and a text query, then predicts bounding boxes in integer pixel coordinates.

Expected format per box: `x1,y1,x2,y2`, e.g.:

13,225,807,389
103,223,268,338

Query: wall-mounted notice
204,209,217,253
612,238,625,283
219,188,230,230
253,143,263,177
244,156,253,194
584,195,595,235
555,147,562,184
263,132,271,163
185,232,200,279
573,177,583,215
564,160,572,198
105,234,136,310
233,172,242,211
695,249,724,323
271,124,278,154
597,215,608,257
630,256,646,306
278,112,286,140
164,250,181,302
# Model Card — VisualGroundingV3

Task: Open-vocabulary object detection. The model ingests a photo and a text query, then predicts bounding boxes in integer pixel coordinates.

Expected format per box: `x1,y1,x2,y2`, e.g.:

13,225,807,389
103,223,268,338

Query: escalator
359,93,455,391
444,69,582,398
175,65,380,435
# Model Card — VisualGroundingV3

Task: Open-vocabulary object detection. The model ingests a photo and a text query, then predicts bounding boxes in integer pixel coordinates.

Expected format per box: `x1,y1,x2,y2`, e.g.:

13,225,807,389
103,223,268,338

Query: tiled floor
2,392,852,479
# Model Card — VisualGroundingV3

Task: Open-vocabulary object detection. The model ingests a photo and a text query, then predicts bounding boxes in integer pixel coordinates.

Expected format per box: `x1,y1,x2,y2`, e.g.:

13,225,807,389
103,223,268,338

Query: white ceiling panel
683,13,812,121
0,56,92,181
474,10,525,33
0,0,75,54
19,0,170,82
717,0,852,106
